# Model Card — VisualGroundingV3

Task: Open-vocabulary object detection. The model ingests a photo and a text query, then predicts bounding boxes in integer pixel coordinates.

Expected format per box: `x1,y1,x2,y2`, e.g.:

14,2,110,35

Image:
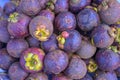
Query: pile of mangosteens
0,0,120,80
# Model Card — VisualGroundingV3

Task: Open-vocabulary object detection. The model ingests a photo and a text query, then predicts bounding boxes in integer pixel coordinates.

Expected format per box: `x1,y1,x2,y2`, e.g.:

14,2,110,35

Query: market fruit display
0,0,120,80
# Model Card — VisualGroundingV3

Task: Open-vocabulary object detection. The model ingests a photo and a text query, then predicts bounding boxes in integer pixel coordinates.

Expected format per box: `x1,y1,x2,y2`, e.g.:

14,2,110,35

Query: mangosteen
95,49,120,71
55,11,76,32
0,48,16,69
44,49,69,74
64,55,87,79
8,62,28,80
29,16,53,41
52,74,72,80
57,30,81,53
7,38,29,58
26,72,48,80
8,12,31,38
20,48,45,73
77,8,100,31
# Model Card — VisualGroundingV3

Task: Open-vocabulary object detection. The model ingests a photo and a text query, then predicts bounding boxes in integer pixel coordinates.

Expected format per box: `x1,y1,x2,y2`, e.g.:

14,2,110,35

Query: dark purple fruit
91,24,114,48
76,39,96,59
41,34,58,53
7,39,29,58
29,16,53,41
69,0,91,13
54,0,68,14
95,71,117,80
115,67,120,77
0,73,10,80
52,74,72,80
4,2,16,15
8,12,31,38
55,11,76,32
0,20,10,43
8,62,28,80
77,74,93,80
20,48,45,73
26,36,40,47
26,72,48,80
95,49,120,71
44,49,69,74
57,30,81,53
98,0,120,24
39,9,55,23
77,8,100,31
64,55,87,79
0,48,16,69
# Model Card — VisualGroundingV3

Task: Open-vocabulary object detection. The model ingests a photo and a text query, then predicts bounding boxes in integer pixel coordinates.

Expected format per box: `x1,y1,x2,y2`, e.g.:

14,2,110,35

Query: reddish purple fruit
52,74,72,80
55,11,76,32
44,49,69,74
26,72,48,80
20,48,45,73
8,12,31,38
0,48,16,69
8,62,28,80
69,0,91,13
29,16,53,41
7,39,29,58
64,55,87,79
95,49,120,71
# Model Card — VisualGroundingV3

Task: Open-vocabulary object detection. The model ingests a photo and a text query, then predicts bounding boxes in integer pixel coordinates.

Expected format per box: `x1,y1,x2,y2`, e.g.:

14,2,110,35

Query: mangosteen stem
108,46,118,53
8,12,19,23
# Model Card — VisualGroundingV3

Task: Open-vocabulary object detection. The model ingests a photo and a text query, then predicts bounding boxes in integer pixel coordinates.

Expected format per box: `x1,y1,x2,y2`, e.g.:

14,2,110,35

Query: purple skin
25,72,48,80
41,34,58,53
55,11,76,32
0,48,16,69
98,0,120,24
4,2,16,15
91,24,114,48
52,74,72,80
26,36,40,47
7,39,29,58
19,0,41,16
8,62,28,80
39,9,55,23
0,20,10,43
95,71,118,80
44,50,69,74
77,8,100,31
0,73,10,80
115,67,120,77
95,49,120,72
76,39,96,59
69,0,91,13
77,74,93,80
8,13,31,38
29,16,53,41
54,0,69,14
59,30,81,53
64,55,87,79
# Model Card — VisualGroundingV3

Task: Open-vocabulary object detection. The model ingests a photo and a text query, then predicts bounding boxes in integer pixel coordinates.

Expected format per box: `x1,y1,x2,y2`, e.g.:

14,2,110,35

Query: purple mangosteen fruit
77,8,100,31
26,72,48,80
20,47,45,73
91,24,114,48
95,49,120,71
44,49,69,74
64,55,87,79
52,74,72,80
0,48,16,69
57,30,81,53
55,11,76,32
41,34,58,53
29,16,53,41
69,0,91,13
8,62,28,80
8,12,31,38
7,38,29,58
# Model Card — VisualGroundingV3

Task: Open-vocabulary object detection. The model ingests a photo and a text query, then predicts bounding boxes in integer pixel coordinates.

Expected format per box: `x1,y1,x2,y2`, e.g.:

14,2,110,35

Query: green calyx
108,46,119,53
24,53,42,71
71,0,79,3
8,12,19,23
87,59,98,73
91,38,95,46
115,28,120,44
102,1,107,7
57,35,66,45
